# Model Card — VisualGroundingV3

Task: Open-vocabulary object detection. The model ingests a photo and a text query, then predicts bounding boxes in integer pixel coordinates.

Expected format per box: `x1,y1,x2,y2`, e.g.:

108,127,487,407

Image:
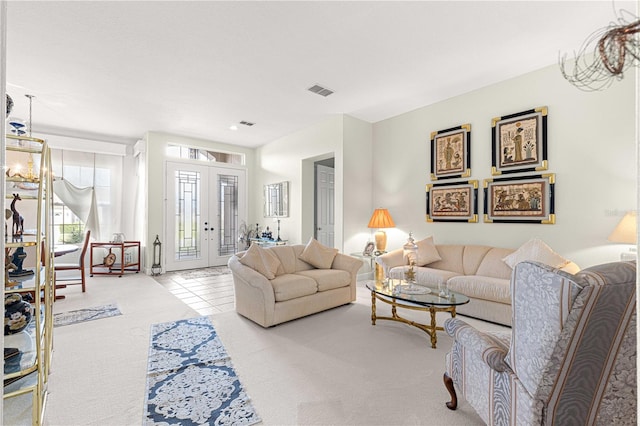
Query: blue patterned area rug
53,303,121,327
144,316,261,425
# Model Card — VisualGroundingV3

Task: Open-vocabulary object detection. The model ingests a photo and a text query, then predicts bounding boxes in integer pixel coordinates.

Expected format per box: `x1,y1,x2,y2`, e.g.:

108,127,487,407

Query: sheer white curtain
50,149,125,242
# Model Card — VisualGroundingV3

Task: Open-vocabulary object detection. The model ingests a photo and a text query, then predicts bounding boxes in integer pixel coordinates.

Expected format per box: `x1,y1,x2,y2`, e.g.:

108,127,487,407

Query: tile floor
152,258,373,316
152,267,235,316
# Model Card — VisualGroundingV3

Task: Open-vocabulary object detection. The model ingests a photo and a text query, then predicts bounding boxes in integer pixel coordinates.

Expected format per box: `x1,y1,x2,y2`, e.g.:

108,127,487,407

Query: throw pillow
239,243,281,279
299,238,338,269
502,237,570,269
415,236,442,266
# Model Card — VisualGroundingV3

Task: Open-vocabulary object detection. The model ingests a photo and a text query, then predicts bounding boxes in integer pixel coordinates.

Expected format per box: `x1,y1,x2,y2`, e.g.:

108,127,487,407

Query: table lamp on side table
608,211,637,261
368,208,395,281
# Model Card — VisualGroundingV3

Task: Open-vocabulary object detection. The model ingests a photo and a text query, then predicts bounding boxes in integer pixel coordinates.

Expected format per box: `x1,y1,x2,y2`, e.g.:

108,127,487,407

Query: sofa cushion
427,245,466,275
388,265,457,288
475,247,515,280
447,275,511,304
503,238,569,269
296,269,351,292
270,273,318,302
415,236,442,266
269,245,298,275
239,243,281,279
299,238,338,269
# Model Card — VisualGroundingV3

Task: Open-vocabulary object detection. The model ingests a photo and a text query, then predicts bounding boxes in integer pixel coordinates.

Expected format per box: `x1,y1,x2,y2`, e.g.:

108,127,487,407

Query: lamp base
620,247,637,261
374,230,387,252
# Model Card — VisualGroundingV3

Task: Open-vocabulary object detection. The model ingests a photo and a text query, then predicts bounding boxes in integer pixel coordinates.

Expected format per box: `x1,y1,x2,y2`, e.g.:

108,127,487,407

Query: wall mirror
264,181,289,217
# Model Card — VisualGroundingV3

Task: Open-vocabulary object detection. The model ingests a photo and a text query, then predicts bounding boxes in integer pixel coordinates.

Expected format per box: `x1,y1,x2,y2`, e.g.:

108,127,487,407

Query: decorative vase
4,293,33,335
6,94,13,118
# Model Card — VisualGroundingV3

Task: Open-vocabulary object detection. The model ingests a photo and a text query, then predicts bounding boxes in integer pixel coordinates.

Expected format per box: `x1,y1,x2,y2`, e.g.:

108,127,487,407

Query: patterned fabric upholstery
444,260,636,425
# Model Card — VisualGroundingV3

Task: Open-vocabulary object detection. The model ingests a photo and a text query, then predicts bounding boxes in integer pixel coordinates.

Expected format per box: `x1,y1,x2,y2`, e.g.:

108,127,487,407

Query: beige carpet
38,273,508,426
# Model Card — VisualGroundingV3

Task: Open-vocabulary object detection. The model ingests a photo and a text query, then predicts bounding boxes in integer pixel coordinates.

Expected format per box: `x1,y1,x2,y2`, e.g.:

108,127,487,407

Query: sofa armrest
375,248,405,276
332,253,363,300
332,253,362,276
444,318,512,373
228,255,276,327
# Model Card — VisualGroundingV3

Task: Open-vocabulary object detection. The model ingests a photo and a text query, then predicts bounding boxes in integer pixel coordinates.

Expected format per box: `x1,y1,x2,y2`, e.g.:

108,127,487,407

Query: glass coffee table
365,279,470,349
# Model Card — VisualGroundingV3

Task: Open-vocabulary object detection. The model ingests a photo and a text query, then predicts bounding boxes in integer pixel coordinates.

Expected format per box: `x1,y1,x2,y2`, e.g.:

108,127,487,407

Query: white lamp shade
608,211,637,244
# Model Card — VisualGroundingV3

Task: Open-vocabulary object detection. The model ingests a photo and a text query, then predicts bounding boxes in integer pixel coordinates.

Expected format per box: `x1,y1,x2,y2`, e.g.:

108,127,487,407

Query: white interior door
165,161,246,271
315,164,335,247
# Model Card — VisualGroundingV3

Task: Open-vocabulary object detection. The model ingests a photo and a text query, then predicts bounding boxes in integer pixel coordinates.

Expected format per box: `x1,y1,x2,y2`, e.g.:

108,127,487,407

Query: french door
165,161,246,271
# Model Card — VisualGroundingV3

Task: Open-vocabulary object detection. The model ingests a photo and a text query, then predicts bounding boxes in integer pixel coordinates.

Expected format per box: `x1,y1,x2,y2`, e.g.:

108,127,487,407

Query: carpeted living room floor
28,269,508,426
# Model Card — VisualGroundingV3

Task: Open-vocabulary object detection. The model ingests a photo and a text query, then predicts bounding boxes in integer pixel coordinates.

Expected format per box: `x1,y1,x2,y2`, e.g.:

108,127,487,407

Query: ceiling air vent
308,84,334,97
239,121,255,127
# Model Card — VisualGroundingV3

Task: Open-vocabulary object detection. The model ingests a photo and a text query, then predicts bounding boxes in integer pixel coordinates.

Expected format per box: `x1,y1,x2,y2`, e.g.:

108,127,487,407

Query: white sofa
228,242,362,327
376,238,579,326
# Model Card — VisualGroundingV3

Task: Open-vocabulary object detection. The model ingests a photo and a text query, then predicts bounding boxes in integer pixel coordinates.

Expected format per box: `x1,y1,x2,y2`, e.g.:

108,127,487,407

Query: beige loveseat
228,241,362,327
376,238,579,326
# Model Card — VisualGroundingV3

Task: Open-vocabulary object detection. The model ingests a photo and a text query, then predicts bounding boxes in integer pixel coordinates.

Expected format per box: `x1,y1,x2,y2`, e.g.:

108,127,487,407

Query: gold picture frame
426,180,478,222
430,124,471,180
483,174,555,223
491,107,548,175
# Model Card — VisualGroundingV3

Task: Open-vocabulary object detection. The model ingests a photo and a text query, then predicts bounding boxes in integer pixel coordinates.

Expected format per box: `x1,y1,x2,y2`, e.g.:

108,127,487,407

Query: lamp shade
368,209,395,229
608,211,637,244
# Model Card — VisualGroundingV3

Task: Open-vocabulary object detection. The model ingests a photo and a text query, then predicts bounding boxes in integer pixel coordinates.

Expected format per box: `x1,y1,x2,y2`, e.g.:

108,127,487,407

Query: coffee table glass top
365,280,470,307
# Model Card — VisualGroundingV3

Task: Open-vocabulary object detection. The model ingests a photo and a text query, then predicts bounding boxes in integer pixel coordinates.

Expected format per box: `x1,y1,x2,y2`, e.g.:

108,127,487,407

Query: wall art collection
426,106,556,224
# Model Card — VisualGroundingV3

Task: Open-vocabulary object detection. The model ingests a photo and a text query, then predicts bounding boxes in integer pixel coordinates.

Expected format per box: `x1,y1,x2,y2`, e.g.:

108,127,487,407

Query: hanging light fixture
25,94,36,180
560,9,640,91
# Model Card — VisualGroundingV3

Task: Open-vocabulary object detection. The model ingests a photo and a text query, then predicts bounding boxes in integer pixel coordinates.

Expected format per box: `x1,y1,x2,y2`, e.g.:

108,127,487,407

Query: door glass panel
218,174,238,256
175,170,201,260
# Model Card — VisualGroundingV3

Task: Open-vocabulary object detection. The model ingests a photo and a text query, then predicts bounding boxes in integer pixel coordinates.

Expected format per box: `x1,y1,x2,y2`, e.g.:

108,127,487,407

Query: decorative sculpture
4,248,18,288
560,10,640,91
10,193,24,237
9,247,34,277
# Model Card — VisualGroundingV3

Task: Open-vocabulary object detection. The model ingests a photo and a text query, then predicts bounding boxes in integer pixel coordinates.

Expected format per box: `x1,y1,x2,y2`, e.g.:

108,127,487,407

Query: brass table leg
429,308,438,349
371,291,376,325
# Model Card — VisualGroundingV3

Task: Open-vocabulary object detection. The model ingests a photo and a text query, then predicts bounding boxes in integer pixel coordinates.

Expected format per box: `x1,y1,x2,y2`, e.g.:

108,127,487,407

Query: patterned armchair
443,260,636,425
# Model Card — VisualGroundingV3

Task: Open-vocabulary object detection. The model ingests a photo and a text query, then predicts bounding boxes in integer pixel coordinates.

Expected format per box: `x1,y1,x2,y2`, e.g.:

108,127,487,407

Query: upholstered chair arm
444,318,512,373
375,248,405,275
332,253,363,276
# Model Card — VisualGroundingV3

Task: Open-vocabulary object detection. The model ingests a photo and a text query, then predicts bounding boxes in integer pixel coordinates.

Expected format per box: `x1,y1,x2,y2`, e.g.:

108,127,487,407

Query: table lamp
367,208,395,252
607,211,637,260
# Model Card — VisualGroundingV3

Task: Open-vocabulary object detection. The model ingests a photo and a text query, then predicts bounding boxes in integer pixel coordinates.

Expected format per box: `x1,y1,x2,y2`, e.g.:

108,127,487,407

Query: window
166,145,244,165
50,149,124,242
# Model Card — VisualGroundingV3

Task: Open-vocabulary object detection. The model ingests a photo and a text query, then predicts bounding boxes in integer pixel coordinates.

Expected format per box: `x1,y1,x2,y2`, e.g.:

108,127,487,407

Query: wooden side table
90,241,141,277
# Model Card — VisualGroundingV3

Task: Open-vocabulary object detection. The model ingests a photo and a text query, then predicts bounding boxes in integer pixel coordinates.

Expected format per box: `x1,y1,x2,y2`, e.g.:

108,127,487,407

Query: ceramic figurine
4,293,33,335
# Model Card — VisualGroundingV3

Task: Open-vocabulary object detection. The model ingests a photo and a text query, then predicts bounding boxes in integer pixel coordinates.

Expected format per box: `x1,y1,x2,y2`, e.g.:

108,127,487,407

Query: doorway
165,161,246,271
315,158,335,247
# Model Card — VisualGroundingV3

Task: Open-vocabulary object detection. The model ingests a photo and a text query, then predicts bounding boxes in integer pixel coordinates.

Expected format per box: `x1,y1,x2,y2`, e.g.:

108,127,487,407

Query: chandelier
559,9,640,91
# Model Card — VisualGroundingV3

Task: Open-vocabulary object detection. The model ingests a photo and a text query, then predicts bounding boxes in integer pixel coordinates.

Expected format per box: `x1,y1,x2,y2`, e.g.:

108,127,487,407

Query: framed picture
425,180,478,222
491,107,548,175
363,241,375,256
483,174,555,224
430,124,471,180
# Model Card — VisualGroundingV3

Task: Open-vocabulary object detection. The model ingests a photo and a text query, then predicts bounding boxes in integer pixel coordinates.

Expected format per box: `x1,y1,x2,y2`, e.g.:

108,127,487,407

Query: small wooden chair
55,230,91,294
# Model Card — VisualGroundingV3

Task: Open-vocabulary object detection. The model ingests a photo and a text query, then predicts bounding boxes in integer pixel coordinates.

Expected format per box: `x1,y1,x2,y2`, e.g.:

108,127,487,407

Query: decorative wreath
103,253,117,267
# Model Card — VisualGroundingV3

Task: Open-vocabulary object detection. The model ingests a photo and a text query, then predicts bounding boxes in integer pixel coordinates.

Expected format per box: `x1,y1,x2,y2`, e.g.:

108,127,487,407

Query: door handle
317,227,322,231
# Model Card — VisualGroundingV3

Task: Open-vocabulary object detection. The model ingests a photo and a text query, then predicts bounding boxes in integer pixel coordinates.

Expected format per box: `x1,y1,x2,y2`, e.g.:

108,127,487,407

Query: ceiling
5,1,636,148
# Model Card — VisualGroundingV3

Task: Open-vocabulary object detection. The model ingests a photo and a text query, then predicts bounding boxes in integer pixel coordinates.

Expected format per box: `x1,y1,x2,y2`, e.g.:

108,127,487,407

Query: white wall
255,116,343,247
253,114,374,254
372,63,636,268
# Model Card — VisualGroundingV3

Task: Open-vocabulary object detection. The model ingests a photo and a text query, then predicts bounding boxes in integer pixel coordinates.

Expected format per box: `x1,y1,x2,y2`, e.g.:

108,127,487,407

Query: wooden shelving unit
3,134,54,425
